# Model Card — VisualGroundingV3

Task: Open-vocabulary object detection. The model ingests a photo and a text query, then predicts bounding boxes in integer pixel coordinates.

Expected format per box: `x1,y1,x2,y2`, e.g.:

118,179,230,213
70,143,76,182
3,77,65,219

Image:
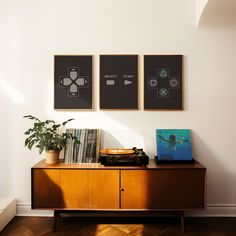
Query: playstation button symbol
150,79,157,87
159,88,169,97
147,78,158,89
159,69,168,78
169,79,178,87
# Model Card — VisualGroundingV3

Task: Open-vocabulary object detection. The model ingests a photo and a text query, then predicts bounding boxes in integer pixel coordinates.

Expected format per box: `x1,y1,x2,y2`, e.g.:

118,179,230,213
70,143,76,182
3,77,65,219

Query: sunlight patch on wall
0,78,25,105
44,76,145,149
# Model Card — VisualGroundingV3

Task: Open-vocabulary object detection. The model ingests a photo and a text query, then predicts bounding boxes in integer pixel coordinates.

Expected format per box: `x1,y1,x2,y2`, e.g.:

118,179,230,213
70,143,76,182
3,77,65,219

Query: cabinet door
121,170,205,210
60,170,89,208
32,169,61,208
89,170,119,209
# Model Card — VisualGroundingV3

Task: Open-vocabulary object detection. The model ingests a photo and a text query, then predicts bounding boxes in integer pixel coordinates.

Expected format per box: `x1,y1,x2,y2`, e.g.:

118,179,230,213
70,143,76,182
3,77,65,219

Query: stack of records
63,129,101,164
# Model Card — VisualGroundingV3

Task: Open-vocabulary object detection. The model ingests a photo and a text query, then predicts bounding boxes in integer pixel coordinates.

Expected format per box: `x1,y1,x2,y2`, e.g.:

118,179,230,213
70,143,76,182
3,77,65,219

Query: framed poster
144,55,183,110
54,55,92,109
100,55,138,109
156,129,193,163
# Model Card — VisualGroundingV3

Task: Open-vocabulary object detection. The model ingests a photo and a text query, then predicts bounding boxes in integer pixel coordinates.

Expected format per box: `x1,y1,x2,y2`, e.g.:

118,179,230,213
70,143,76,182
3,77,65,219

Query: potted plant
23,115,79,164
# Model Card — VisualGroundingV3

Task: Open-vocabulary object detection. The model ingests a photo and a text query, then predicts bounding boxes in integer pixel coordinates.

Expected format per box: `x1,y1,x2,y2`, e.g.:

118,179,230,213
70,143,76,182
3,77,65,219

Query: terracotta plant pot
45,150,60,164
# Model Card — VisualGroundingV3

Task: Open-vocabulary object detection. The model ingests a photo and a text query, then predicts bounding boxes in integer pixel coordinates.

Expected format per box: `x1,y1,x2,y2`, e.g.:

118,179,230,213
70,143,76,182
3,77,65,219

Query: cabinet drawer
121,170,205,210
60,170,89,208
89,170,120,209
32,169,61,208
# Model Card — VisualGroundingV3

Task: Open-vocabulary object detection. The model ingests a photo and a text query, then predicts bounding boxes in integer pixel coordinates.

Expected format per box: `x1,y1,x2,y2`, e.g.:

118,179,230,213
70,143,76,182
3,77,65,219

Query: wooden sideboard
31,160,206,231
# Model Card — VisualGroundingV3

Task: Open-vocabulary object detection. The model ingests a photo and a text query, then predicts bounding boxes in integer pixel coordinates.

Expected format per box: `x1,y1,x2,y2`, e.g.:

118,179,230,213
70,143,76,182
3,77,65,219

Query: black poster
54,55,92,109
144,55,183,110
100,55,138,109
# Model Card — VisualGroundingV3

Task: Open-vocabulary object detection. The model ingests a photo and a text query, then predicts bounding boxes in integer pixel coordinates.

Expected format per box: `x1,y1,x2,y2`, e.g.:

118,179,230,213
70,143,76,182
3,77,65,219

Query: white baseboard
17,202,236,217
186,204,236,217
17,202,53,217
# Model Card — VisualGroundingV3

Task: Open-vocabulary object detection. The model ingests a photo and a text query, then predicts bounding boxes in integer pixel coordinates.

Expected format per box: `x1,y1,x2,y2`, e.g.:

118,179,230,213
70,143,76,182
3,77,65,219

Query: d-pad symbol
59,67,88,97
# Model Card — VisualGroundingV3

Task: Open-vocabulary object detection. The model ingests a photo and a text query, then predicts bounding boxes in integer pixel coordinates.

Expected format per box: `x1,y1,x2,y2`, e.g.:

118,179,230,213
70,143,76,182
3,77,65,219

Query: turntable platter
100,148,135,155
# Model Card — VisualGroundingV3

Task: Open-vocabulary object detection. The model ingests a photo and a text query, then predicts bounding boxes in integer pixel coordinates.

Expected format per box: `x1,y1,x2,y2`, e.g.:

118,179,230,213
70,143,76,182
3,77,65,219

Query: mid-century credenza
31,160,206,232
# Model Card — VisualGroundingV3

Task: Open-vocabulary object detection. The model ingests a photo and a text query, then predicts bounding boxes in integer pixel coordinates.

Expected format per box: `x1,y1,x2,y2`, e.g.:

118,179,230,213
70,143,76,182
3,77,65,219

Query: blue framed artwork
156,129,193,162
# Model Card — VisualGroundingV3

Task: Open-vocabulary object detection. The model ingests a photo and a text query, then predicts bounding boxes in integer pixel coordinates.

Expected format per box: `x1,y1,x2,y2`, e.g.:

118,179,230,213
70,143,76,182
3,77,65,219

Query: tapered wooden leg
174,212,178,219
53,210,59,232
180,211,185,233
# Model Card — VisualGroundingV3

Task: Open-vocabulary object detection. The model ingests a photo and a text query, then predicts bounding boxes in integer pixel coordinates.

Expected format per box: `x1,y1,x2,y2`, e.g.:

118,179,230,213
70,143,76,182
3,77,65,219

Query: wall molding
17,202,236,217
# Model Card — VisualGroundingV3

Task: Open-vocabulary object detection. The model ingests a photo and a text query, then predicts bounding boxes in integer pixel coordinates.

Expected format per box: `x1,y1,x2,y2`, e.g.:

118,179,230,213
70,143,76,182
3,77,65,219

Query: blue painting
156,129,193,161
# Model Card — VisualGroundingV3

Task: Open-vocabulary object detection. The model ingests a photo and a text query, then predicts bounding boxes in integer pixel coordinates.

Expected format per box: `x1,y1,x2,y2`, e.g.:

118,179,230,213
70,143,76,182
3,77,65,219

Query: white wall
198,0,236,29
1,0,236,214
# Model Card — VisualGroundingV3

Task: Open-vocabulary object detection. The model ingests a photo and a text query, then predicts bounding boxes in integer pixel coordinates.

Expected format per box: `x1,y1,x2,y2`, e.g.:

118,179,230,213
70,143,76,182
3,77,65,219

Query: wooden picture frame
54,55,93,110
100,55,138,110
144,55,183,110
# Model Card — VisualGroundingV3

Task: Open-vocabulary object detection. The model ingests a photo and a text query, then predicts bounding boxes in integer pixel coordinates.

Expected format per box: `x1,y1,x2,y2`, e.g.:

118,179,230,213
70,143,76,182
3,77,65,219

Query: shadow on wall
199,0,236,29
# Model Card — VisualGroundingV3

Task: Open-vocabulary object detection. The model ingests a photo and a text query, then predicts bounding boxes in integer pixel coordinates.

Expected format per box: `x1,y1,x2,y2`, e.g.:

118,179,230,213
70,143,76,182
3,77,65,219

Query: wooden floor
1,216,236,236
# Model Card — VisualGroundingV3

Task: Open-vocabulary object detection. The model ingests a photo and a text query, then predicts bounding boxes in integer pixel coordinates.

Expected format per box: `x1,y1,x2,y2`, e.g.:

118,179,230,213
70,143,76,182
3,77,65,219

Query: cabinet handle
120,188,124,192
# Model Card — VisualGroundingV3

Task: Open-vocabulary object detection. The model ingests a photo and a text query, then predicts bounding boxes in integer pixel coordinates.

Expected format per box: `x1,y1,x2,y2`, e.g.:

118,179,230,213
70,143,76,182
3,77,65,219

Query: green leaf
62,118,74,126
52,124,60,130
24,128,33,135
45,120,55,124
23,115,41,122
23,115,77,154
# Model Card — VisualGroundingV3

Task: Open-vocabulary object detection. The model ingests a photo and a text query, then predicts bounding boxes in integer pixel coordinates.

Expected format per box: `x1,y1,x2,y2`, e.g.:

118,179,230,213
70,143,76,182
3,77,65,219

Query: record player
100,147,149,166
